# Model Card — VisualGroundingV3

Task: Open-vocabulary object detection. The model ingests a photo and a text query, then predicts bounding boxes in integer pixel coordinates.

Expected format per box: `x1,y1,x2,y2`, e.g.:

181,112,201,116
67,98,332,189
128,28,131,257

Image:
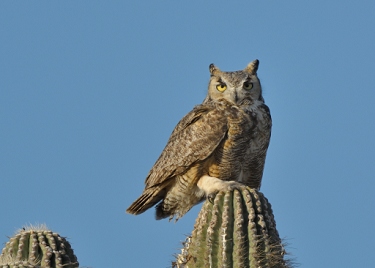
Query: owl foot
207,193,216,204
197,175,244,202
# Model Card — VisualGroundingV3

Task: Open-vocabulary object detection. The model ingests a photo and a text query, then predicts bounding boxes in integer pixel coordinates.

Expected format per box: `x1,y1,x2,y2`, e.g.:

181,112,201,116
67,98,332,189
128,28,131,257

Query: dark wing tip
126,187,164,215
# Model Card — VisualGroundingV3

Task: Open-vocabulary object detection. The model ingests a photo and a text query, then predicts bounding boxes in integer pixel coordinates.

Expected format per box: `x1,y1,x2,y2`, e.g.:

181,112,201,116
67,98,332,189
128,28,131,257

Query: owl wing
145,101,228,188
126,100,230,216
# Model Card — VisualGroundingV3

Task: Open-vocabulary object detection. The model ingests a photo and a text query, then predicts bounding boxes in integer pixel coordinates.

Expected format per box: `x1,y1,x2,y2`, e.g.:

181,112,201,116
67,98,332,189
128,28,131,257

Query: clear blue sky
1,1,374,267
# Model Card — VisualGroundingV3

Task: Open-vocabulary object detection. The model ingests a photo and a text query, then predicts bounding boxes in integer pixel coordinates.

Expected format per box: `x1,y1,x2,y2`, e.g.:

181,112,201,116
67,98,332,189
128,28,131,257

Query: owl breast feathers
127,59,272,221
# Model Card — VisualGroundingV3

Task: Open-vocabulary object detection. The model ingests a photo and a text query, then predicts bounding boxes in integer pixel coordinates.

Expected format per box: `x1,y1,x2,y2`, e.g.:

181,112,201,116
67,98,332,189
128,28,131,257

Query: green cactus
174,187,294,268
0,224,79,268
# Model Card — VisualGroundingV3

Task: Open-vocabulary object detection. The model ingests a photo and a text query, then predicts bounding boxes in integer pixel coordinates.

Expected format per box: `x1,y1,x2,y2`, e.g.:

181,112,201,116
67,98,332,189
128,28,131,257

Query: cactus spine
0,225,79,268
174,187,293,268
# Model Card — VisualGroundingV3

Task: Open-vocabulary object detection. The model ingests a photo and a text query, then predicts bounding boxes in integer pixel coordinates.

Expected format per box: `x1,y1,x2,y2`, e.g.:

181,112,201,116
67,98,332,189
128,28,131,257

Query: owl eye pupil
243,82,253,90
216,83,227,92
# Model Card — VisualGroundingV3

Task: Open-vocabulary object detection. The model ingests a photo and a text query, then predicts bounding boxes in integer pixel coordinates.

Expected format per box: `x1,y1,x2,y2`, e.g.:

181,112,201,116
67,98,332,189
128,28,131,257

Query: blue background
1,1,374,267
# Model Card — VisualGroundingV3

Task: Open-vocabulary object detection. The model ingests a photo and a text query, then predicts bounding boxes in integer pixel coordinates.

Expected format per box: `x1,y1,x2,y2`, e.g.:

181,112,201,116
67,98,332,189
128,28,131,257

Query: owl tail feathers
126,187,164,216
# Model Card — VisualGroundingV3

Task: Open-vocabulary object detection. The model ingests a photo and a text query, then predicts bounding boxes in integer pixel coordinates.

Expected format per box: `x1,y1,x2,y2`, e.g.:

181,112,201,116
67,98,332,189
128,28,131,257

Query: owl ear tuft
209,64,220,75
245,59,259,74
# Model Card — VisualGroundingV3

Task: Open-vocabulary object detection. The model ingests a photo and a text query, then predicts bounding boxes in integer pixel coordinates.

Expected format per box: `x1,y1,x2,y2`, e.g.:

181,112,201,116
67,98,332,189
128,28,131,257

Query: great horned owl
127,60,271,221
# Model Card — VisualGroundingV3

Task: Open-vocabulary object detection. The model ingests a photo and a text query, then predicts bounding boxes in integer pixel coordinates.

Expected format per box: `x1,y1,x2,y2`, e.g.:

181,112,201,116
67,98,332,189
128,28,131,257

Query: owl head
205,60,263,105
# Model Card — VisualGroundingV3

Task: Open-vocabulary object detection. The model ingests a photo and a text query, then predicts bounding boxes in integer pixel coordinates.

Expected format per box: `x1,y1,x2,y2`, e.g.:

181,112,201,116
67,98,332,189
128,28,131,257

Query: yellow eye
216,84,227,92
243,82,253,90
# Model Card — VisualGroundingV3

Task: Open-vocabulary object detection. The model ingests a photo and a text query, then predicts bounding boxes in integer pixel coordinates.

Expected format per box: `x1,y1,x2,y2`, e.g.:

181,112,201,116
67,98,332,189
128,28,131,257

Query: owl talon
207,193,217,204
127,61,270,221
226,181,245,191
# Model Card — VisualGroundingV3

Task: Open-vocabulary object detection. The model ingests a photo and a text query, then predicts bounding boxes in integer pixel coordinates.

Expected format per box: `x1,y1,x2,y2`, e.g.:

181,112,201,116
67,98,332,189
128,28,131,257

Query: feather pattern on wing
145,99,230,188
126,60,272,220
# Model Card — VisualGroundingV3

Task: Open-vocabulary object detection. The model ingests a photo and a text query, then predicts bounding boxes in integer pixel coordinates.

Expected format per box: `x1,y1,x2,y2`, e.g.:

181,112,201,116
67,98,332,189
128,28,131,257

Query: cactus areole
174,187,293,268
0,225,79,268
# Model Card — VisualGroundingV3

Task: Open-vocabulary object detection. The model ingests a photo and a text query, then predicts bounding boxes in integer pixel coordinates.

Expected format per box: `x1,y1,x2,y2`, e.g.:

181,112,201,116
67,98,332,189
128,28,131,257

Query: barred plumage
126,60,272,221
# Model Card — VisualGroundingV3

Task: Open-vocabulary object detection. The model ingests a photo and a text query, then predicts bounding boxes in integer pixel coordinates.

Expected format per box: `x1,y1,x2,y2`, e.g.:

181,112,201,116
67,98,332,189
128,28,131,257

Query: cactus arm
174,186,294,268
0,225,79,268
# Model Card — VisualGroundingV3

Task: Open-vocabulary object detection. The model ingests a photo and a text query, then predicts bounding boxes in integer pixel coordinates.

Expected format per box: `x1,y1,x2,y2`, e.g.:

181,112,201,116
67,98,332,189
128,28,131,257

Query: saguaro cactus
0,224,79,268
174,187,293,268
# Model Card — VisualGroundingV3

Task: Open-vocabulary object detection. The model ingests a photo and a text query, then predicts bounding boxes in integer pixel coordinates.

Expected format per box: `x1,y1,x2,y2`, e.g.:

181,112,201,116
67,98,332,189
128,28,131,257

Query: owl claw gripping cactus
174,186,294,268
0,224,79,268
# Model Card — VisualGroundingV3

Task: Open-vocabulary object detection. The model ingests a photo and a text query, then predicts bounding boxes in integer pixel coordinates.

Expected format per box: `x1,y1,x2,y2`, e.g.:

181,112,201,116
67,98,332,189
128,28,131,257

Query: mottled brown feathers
126,60,271,220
